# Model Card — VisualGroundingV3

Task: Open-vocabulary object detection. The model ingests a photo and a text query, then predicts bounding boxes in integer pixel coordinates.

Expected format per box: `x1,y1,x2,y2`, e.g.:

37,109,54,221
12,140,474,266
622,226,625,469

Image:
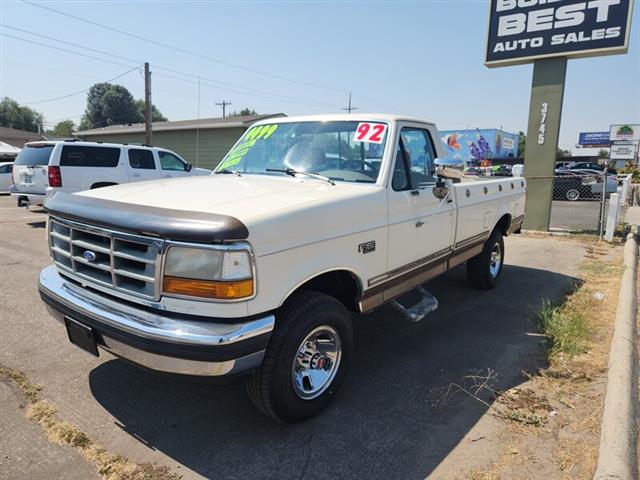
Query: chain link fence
525,171,620,233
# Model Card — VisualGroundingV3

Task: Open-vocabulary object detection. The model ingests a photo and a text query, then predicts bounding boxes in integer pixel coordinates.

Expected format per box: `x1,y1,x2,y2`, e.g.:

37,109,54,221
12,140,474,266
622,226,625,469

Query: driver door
158,150,191,178
386,124,456,275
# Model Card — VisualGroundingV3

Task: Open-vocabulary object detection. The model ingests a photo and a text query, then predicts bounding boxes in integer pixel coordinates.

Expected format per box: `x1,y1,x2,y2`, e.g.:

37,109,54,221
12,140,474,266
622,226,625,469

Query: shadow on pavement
28,221,46,229
89,264,580,480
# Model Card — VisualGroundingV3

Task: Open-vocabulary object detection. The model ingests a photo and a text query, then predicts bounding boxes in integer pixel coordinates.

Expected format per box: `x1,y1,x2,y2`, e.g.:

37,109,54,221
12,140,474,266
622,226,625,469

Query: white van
11,141,210,206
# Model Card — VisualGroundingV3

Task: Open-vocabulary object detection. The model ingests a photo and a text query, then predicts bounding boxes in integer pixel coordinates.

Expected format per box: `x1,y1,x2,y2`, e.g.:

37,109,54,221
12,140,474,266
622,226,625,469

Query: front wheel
467,230,504,290
246,291,353,422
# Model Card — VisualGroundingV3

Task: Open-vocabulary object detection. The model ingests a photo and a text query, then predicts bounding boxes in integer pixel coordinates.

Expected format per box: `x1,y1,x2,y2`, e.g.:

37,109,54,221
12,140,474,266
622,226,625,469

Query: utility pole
216,100,232,118
342,92,357,114
144,62,152,146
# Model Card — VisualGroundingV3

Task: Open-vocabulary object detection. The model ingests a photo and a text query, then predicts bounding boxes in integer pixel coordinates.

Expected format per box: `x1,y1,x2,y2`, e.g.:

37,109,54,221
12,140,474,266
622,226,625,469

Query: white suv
11,141,210,206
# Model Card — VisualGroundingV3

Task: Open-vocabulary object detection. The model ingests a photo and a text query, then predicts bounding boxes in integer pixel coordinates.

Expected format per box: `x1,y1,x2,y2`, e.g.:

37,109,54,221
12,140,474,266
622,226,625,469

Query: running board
391,287,439,322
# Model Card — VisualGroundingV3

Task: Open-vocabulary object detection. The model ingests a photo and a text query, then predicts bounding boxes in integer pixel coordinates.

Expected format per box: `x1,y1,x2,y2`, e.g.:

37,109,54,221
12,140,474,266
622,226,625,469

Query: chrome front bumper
38,265,275,377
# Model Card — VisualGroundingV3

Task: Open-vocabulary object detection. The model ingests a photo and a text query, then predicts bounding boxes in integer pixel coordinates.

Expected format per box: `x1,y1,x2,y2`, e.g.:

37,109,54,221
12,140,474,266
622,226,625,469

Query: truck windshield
215,121,389,184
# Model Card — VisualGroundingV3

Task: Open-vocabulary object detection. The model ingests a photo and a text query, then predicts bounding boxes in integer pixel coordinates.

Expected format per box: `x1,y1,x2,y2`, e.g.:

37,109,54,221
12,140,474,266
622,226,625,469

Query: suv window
14,145,54,166
60,146,120,167
0,164,13,174
392,128,436,191
158,151,186,171
128,149,156,170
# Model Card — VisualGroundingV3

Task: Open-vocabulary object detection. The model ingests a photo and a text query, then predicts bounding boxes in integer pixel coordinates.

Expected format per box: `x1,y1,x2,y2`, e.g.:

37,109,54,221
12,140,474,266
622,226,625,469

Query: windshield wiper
215,168,242,176
266,168,335,186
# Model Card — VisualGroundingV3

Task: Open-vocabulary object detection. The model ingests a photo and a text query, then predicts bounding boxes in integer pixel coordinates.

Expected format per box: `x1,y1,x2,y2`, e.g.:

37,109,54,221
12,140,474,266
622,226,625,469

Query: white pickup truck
38,114,525,422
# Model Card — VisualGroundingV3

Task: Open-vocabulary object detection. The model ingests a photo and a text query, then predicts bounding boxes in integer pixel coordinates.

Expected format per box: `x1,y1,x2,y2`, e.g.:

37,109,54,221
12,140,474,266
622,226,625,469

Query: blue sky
1,0,639,151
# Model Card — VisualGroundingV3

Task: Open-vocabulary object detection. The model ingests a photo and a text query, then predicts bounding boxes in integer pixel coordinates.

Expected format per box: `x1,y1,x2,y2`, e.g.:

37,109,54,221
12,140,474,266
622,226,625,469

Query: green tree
49,119,75,137
79,83,142,130
597,149,610,158
0,97,43,132
229,108,258,117
518,131,526,157
557,148,571,157
78,83,168,130
134,100,167,122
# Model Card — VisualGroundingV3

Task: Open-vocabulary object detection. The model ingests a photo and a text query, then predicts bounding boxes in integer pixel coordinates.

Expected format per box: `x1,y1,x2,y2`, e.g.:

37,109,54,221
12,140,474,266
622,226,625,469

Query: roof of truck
251,113,436,126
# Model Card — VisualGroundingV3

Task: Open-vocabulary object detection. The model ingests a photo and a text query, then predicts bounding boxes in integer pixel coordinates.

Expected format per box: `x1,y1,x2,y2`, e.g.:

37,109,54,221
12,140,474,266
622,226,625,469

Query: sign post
522,57,567,230
485,0,634,231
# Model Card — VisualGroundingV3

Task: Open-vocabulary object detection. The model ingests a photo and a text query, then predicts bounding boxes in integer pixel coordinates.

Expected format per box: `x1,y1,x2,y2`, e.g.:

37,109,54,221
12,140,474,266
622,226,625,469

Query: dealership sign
610,143,637,159
610,124,640,142
485,0,634,67
578,131,612,146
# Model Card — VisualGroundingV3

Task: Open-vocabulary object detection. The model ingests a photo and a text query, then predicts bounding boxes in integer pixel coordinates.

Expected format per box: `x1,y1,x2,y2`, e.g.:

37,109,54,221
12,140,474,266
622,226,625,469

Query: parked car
464,167,484,176
553,171,593,201
0,162,13,193
38,114,526,422
489,165,512,177
569,169,618,195
560,161,617,175
11,141,210,207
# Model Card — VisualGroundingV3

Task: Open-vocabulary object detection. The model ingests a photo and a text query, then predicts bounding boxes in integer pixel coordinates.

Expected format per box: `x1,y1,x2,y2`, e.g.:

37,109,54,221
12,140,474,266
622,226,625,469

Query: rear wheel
467,230,504,290
246,291,353,422
565,189,580,201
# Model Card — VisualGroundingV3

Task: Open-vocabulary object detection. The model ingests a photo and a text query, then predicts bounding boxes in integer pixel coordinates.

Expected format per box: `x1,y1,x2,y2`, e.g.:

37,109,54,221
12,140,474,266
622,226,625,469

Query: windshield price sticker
218,124,279,170
353,123,387,144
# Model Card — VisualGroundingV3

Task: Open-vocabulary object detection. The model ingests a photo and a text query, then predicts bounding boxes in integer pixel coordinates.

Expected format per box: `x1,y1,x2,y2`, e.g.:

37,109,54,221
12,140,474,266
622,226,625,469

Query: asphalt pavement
0,194,587,480
550,198,610,232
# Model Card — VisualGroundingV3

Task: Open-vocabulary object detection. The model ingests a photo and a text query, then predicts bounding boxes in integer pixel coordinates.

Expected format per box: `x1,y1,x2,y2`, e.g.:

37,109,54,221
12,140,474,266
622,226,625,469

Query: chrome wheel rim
291,325,342,400
566,189,579,201
489,242,502,278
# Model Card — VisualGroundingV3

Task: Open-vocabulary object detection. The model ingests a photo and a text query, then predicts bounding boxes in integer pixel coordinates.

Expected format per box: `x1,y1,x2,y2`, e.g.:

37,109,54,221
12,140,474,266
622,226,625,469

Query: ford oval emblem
83,250,97,262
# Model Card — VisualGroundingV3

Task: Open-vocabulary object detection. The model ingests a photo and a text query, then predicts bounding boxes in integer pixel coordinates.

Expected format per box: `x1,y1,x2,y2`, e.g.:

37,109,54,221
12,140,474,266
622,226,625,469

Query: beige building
78,114,285,170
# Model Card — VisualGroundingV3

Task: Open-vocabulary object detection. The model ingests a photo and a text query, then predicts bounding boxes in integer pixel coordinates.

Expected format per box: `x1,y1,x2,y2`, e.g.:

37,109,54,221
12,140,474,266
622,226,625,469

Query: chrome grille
48,217,163,300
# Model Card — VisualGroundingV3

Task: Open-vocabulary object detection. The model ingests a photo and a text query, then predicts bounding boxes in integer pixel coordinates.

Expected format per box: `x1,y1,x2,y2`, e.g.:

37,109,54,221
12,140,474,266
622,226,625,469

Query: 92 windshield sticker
218,124,279,170
353,122,387,144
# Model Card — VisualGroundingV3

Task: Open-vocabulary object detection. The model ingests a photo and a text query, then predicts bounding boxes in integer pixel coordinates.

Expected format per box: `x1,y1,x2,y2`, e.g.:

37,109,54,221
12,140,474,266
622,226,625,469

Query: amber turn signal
163,276,253,299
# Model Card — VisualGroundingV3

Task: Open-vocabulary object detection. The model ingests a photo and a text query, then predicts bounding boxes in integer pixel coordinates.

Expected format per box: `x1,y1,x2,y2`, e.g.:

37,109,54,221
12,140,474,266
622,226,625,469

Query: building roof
0,126,45,147
78,113,286,136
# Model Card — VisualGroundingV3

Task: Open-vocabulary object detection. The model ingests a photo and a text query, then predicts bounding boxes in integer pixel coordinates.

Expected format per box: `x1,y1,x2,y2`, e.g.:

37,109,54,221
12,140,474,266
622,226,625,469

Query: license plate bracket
64,317,99,357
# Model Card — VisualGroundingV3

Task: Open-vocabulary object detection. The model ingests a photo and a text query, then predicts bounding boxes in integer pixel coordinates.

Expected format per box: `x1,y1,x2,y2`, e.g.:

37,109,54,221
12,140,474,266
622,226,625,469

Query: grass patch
536,299,589,359
1,365,181,480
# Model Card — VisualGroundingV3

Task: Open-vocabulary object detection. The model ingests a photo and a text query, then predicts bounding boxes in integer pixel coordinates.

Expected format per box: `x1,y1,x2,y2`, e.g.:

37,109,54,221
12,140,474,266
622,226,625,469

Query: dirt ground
429,237,627,480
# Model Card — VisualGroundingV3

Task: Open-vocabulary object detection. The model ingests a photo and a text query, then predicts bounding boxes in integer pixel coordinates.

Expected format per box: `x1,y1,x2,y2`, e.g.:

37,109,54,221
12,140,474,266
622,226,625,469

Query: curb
593,232,639,480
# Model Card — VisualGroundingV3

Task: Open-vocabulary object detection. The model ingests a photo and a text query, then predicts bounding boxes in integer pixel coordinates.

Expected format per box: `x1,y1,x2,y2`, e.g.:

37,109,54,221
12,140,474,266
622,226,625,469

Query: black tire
246,291,353,423
565,188,580,201
467,230,504,290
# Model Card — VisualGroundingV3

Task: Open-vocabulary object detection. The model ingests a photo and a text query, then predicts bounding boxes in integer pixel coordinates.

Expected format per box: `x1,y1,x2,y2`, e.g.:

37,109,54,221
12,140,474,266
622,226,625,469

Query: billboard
440,129,519,163
485,0,634,67
578,131,612,147
609,124,640,142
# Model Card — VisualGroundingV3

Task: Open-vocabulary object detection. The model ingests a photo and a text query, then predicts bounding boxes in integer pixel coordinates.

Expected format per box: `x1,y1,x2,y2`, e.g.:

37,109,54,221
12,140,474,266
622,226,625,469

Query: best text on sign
485,0,633,67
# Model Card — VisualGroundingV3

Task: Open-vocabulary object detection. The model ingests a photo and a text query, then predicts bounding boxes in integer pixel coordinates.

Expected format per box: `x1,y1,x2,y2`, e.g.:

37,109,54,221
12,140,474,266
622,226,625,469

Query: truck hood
75,175,387,255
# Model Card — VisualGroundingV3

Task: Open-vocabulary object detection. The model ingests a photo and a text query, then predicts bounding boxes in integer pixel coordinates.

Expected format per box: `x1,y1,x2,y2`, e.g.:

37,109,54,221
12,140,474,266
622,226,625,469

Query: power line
0,32,137,69
22,0,347,94
2,26,342,110
23,65,141,105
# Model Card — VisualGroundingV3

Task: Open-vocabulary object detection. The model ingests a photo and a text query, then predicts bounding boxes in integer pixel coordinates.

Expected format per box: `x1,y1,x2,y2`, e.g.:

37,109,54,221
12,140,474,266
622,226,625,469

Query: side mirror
434,157,464,180
185,162,193,172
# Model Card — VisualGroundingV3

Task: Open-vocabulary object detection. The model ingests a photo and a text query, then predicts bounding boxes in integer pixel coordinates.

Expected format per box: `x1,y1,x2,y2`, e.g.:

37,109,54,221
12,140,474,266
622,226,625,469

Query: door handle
132,173,141,178
416,221,424,228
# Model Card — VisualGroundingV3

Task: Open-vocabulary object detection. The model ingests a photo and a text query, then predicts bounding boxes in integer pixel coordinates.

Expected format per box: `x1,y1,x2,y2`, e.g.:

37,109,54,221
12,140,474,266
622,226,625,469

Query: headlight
163,246,254,300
